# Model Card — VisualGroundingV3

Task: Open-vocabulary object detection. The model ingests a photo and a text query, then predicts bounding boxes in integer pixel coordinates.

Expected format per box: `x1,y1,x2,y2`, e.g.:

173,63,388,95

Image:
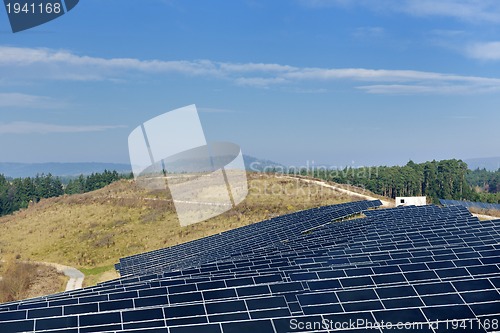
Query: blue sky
0,0,499,167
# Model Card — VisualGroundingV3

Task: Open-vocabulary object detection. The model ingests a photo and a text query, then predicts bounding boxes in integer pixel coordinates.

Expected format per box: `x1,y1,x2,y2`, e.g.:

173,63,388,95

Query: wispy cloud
234,77,289,87
357,84,500,95
466,41,500,61
198,107,236,113
429,29,468,38
0,46,222,81
0,93,66,109
299,0,500,23
219,62,294,73
282,68,500,94
2,46,500,95
352,27,385,39
401,0,500,23
426,32,500,64
0,121,127,134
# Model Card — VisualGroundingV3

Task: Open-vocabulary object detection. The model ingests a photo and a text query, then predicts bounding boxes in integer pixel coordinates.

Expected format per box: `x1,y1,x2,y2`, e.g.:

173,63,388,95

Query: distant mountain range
3,156,493,178
0,162,132,178
242,155,286,172
0,156,286,178
464,157,500,171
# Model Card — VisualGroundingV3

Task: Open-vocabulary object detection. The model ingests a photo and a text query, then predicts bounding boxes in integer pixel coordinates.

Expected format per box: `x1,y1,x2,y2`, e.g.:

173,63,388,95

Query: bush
0,260,37,302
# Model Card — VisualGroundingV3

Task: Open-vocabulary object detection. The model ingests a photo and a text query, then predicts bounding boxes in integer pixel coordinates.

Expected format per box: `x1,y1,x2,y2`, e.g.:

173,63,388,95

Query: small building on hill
396,196,427,207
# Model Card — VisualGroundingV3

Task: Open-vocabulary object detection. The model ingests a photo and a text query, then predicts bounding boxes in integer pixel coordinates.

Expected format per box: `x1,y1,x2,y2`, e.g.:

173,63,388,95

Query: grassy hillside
0,173,370,286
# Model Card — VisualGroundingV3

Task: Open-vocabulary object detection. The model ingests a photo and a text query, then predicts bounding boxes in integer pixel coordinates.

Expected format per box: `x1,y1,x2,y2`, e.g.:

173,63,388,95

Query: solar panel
440,198,500,211
1,200,500,333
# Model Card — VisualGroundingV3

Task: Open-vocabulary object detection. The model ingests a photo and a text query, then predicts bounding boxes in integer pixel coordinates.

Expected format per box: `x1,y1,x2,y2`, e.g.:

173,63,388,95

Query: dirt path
288,176,393,207
472,212,500,221
36,262,84,291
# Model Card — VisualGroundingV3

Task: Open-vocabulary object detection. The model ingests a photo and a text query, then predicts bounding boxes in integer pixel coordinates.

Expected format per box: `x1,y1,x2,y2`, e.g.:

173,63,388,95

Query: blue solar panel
440,198,500,211
1,200,500,333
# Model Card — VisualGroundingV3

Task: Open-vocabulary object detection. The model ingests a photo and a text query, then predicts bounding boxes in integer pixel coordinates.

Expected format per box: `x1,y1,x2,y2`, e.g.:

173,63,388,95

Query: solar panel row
116,200,382,275
0,200,499,333
440,199,500,212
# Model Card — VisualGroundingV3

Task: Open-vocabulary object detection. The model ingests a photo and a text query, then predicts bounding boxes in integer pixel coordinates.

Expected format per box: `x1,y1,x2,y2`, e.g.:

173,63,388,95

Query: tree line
466,168,500,203
296,159,498,204
467,168,499,194
64,170,131,194
0,170,132,216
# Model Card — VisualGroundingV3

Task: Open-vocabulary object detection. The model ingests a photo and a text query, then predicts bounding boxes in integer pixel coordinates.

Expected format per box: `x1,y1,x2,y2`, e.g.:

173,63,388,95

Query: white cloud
357,84,500,95
234,77,289,87
466,41,500,60
0,46,222,81
0,121,127,134
219,62,294,73
283,67,500,86
2,46,500,95
299,0,500,23
401,0,500,23
0,93,65,109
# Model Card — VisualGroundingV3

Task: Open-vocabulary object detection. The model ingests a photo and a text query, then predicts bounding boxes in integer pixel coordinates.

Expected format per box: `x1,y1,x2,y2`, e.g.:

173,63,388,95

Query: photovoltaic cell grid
116,200,382,276
0,200,499,333
440,199,500,212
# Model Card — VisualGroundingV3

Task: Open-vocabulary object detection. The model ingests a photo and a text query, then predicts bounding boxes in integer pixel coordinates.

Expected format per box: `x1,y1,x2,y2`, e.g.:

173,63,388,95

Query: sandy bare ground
287,176,393,207
472,212,500,221
24,265,66,300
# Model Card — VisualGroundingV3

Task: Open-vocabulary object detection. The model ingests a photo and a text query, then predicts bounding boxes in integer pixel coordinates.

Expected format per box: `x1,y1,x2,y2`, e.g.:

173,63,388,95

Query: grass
79,264,119,287
0,259,36,302
79,264,117,276
0,172,385,287
469,207,500,219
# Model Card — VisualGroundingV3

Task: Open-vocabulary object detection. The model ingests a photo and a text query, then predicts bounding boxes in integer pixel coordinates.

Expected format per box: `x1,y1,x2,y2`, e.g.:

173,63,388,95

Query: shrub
0,260,37,302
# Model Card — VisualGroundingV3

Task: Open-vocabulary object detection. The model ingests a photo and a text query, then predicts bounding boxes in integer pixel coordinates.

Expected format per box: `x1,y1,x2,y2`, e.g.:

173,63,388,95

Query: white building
396,196,427,207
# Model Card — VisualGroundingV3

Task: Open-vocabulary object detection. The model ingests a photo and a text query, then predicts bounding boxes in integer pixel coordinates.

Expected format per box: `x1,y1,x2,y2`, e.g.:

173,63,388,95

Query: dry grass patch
0,258,65,302
469,207,500,219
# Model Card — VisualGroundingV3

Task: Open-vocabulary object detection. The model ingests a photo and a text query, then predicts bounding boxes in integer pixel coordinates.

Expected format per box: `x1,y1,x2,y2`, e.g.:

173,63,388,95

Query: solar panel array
116,200,382,276
1,199,499,333
440,199,500,211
